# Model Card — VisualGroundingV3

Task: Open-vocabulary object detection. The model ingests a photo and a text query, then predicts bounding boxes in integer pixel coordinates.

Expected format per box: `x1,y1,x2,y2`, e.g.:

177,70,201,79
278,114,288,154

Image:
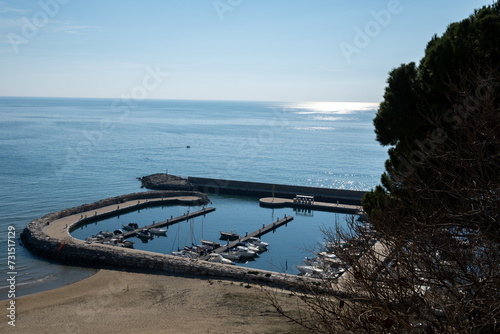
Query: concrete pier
211,215,294,254
259,197,362,214
139,174,366,206
121,207,215,239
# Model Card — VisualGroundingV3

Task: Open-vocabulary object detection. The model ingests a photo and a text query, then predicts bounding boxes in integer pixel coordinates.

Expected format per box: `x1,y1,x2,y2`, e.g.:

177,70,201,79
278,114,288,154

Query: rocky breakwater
21,190,314,290
138,173,190,190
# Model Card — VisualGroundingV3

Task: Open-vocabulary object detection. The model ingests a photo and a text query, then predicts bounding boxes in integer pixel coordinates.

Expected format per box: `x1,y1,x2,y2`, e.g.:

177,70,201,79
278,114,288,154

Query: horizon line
0,95,381,105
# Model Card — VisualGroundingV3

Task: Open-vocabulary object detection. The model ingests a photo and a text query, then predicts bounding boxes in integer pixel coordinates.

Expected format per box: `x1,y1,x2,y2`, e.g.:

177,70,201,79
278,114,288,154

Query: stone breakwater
138,173,189,190
139,174,366,205
21,190,319,290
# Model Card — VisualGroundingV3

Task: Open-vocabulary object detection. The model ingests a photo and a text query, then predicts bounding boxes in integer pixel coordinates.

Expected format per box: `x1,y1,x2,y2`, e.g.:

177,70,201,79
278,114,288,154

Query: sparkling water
0,97,387,297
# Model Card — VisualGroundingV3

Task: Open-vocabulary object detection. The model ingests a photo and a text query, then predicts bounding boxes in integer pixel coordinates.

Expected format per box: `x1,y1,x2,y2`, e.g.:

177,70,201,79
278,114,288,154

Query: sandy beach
1,269,304,333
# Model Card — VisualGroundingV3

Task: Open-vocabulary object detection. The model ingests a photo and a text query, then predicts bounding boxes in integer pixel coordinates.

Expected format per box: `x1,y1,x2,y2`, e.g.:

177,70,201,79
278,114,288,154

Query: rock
139,173,190,190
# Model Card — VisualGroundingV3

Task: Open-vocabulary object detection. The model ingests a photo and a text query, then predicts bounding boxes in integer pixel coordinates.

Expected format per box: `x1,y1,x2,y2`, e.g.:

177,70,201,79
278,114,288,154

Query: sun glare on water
285,101,380,115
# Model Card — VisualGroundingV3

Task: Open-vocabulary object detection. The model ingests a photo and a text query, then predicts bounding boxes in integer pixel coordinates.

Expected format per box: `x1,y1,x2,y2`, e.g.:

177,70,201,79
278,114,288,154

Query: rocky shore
138,173,190,190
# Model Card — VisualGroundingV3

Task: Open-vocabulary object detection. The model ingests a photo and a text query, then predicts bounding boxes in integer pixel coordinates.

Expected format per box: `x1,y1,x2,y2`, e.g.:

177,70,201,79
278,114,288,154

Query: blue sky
0,0,495,102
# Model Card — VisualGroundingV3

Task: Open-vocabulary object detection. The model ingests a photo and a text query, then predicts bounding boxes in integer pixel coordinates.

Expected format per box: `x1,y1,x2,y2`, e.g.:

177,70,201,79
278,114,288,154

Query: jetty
121,207,215,239
138,174,366,206
210,215,294,255
259,196,362,214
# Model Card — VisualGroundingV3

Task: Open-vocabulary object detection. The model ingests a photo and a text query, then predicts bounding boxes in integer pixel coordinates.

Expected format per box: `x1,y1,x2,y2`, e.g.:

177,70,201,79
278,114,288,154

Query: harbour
1,97,387,296
53,189,355,275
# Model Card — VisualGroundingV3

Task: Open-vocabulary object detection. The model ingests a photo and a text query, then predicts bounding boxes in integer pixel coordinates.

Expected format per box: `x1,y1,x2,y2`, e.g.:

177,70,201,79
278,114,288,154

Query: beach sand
1,269,305,333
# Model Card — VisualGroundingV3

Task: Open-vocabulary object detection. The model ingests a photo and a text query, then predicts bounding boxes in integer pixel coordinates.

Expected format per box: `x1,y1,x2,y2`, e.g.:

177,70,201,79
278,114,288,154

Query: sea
0,97,387,299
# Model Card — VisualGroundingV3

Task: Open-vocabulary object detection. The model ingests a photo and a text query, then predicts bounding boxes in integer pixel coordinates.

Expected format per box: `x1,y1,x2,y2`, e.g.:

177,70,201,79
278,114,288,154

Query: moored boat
235,242,261,253
219,230,239,240
171,250,198,259
119,240,134,248
296,265,324,278
206,253,234,265
246,237,269,248
122,222,139,231
136,229,154,240
233,245,256,258
148,227,167,236
201,239,221,248
219,251,242,261
97,230,114,238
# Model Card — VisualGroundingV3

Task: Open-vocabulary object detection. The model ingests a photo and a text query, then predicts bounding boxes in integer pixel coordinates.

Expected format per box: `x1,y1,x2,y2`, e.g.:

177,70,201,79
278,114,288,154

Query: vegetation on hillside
269,2,500,333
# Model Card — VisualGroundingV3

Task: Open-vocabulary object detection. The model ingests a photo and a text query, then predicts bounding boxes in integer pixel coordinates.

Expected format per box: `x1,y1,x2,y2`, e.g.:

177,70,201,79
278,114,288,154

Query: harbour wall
187,176,366,205
21,191,321,290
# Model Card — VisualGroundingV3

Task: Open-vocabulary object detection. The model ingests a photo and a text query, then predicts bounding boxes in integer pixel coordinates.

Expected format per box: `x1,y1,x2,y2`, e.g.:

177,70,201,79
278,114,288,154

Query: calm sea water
0,97,387,298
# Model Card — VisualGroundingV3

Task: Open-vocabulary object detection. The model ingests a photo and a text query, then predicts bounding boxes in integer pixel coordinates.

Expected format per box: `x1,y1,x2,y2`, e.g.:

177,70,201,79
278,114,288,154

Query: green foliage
361,185,387,218
364,1,500,217
374,62,423,148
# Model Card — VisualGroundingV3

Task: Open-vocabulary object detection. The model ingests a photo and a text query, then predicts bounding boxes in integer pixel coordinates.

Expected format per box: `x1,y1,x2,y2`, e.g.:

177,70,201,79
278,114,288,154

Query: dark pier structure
121,207,216,239
138,174,366,206
210,215,294,255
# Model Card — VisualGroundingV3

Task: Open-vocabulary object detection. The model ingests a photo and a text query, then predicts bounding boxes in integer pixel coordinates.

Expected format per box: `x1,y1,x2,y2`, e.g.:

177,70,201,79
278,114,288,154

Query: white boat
219,251,242,261
246,237,269,248
233,246,256,258
296,265,324,277
206,254,234,265
148,228,167,236
247,242,267,252
171,250,198,259
303,256,323,267
235,242,260,253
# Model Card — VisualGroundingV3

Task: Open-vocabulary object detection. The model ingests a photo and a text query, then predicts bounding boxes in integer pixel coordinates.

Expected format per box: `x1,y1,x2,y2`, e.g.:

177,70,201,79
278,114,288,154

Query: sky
0,0,495,102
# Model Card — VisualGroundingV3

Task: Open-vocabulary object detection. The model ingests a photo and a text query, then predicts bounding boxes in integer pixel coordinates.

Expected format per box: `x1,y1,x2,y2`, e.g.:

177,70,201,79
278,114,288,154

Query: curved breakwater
21,190,321,289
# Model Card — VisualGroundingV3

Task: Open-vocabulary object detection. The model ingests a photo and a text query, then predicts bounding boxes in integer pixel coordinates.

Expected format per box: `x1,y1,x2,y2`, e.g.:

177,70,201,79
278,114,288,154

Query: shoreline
2,268,303,333
0,266,98,302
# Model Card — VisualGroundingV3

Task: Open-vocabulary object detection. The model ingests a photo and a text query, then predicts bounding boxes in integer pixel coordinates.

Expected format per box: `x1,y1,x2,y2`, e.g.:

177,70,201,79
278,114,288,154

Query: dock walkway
211,215,294,255
121,207,215,239
45,196,208,242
